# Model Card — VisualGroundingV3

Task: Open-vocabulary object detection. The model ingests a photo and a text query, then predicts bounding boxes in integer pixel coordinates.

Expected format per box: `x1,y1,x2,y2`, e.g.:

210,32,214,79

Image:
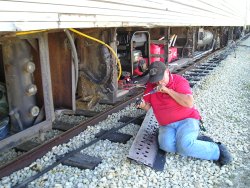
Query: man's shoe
197,135,214,142
217,142,233,166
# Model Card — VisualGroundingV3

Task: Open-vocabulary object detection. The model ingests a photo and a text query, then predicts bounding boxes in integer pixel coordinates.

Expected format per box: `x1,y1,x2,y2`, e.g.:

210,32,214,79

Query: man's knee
158,136,176,153
176,138,194,155
159,143,176,153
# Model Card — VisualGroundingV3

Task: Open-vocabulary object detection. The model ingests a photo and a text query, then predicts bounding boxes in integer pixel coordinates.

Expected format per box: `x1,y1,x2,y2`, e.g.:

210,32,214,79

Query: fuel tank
197,29,213,49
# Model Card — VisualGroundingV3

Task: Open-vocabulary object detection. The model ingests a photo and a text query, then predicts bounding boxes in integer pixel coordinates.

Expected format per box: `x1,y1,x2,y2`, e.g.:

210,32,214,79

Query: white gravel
0,36,249,188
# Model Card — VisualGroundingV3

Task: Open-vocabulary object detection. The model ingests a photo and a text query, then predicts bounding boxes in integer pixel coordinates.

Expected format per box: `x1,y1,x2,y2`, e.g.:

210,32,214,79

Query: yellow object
16,30,47,36
69,28,122,81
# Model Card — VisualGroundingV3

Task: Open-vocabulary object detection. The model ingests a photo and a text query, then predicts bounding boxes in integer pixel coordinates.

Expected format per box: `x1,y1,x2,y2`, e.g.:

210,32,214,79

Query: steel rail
176,48,225,76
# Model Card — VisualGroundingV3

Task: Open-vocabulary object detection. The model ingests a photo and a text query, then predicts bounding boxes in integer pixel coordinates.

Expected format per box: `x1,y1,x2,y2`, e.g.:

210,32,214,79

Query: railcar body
0,0,250,151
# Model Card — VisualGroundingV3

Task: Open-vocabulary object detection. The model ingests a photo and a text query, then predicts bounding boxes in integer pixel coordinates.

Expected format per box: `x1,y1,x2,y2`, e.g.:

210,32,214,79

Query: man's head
148,61,169,85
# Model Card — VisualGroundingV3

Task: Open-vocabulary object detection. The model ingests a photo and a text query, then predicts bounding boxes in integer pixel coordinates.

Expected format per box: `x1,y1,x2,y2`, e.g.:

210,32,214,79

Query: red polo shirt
143,74,201,125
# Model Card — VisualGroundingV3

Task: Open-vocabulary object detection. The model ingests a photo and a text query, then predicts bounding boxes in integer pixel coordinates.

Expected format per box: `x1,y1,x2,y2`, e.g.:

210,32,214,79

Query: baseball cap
148,61,167,83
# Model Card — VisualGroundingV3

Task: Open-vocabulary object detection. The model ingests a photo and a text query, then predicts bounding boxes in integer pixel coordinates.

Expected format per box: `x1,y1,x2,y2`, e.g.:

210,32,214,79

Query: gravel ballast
0,37,250,188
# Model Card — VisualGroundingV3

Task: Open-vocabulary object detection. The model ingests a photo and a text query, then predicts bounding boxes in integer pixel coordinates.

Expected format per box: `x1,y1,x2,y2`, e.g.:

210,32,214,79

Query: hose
64,29,79,92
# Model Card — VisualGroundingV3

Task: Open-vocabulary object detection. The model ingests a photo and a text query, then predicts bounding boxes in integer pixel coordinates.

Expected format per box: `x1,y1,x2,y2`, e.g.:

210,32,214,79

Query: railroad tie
119,115,145,125
52,120,76,131
62,153,102,170
95,130,132,144
94,115,145,144
15,141,41,152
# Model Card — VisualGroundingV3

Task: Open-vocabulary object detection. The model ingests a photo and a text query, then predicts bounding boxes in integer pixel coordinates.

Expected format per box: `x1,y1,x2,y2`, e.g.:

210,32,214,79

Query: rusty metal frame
107,27,118,103
0,33,54,152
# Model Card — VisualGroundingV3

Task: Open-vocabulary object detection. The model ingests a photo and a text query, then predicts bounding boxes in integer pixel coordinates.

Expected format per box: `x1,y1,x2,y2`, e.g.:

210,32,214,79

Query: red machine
168,47,178,63
132,50,149,76
133,57,148,76
150,43,177,63
150,44,162,63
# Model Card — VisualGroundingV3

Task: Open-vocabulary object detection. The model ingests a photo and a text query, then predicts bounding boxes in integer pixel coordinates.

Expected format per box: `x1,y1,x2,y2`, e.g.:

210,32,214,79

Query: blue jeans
158,118,220,160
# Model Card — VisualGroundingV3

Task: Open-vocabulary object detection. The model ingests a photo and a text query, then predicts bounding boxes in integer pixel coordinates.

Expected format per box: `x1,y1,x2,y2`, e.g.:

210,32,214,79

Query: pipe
193,39,216,60
64,29,78,92
172,35,178,47
169,34,176,46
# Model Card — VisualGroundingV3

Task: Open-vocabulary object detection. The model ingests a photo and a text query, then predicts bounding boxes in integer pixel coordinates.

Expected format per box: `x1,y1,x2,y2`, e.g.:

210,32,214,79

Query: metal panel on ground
128,108,159,167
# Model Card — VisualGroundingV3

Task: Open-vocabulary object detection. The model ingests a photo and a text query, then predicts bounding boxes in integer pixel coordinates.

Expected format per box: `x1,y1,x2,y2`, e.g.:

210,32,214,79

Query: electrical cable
16,30,48,36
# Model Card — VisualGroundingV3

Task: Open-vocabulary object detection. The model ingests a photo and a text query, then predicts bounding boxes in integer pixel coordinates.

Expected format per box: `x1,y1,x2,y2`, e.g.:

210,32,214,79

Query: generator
117,31,150,78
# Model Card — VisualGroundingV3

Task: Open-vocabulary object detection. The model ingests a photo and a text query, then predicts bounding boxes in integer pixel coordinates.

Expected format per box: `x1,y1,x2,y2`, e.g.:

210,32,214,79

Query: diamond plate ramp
128,108,161,168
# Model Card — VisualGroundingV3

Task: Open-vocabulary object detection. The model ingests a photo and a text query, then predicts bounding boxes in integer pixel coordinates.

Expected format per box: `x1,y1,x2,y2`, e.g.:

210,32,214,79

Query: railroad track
13,113,146,188
0,45,235,186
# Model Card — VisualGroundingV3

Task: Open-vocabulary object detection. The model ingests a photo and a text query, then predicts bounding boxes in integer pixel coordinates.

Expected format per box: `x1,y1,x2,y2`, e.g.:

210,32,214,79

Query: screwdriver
142,87,158,97
135,87,158,107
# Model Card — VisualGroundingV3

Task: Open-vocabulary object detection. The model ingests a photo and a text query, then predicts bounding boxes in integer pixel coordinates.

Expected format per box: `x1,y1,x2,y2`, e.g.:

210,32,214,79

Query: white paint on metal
0,0,248,31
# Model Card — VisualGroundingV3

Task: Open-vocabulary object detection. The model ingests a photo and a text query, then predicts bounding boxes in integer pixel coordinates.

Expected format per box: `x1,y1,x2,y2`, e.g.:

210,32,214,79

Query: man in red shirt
137,61,232,166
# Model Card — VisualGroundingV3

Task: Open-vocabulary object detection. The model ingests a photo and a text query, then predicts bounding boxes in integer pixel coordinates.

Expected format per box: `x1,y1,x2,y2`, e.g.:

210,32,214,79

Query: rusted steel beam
48,32,72,110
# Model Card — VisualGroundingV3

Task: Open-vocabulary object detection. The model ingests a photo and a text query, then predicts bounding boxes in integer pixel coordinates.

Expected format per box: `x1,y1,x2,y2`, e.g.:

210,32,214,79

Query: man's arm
158,85,194,108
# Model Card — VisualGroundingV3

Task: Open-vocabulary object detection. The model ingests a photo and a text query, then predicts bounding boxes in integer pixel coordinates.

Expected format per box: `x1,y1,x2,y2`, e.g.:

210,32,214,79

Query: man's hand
156,85,170,94
135,98,146,109
135,98,151,111
156,85,194,108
